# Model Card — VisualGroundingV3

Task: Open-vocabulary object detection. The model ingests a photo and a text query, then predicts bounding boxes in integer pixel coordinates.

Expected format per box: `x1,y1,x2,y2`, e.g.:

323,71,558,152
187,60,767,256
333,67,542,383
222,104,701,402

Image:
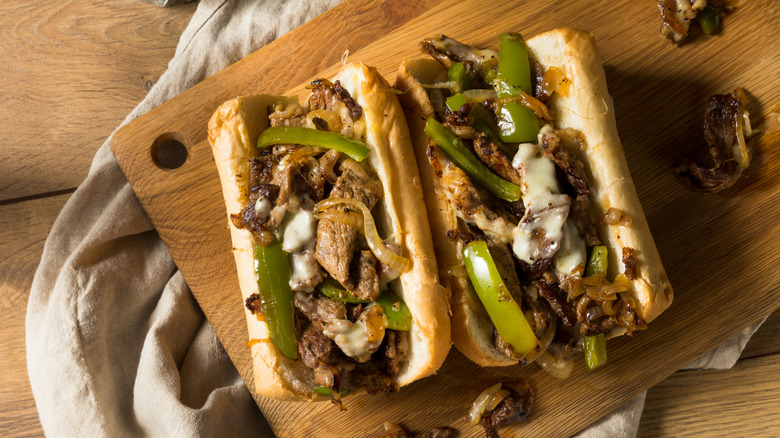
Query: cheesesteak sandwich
208,63,450,401
395,29,673,376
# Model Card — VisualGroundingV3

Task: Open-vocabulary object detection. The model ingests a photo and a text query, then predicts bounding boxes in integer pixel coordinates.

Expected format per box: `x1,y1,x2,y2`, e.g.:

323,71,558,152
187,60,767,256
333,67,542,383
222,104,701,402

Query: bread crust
208,63,450,400
395,29,673,366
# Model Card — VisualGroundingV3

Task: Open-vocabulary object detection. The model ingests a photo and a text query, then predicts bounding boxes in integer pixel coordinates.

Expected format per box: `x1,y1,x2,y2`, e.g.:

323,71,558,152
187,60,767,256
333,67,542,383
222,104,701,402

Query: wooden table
1,1,778,436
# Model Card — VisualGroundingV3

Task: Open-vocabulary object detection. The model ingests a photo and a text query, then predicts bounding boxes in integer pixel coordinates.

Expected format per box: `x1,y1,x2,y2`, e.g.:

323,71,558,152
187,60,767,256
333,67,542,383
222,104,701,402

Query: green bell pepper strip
463,241,538,355
495,32,539,143
316,280,411,330
313,386,352,397
375,292,412,331
584,333,607,369
317,277,370,304
696,4,721,35
446,93,512,154
424,118,522,202
448,62,472,94
256,126,369,162
254,239,298,359
585,245,608,277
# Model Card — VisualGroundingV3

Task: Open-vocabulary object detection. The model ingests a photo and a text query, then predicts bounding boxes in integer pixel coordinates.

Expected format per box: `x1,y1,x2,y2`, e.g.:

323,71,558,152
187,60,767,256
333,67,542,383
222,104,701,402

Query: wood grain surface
0,1,197,436
109,0,780,437
2,0,779,437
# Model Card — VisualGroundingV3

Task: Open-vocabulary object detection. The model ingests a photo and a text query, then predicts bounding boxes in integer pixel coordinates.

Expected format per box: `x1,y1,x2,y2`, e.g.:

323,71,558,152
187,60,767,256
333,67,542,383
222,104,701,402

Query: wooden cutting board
110,0,780,436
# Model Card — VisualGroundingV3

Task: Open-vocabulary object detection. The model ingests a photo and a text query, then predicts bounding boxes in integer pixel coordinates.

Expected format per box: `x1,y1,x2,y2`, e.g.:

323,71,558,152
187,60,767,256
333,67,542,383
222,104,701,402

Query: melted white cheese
282,208,315,253
254,195,272,220
554,218,586,275
510,126,571,263
323,304,387,363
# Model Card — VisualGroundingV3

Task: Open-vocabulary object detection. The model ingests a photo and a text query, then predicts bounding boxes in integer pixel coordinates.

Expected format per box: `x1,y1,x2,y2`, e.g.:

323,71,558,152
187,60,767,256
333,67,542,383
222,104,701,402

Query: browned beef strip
531,61,549,101
333,80,363,119
446,227,485,246
473,133,523,186
293,292,347,332
622,247,637,280
318,149,342,185
517,258,552,282
541,130,590,196
382,330,408,377
535,279,577,326
493,329,516,359
307,78,337,111
315,159,383,300
481,384,534,438
348,250,380,301
298,324,333,370
571,195,601,247
674,88,749,193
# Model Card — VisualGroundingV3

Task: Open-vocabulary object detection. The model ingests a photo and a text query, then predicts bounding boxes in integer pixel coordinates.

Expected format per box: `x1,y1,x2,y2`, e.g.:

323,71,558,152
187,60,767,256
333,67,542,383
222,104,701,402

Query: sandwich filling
419,34,647,376
233,79,410,399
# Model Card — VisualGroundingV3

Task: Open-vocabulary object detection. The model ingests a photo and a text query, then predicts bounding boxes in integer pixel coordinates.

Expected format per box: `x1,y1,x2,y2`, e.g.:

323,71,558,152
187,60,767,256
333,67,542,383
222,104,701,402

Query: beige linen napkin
25,1,763,436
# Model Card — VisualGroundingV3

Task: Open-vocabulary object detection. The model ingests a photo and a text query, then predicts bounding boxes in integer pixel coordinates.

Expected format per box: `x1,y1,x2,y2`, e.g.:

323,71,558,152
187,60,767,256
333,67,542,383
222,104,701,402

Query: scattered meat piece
382,422,455,438
674,88,753,193
481,384,534,438
541,130,590,197
571,196,601,247
444,103,477,139
473,133,523,186
622,247,638,280
535,279,577,326
316,159,383,300
658,0,707,42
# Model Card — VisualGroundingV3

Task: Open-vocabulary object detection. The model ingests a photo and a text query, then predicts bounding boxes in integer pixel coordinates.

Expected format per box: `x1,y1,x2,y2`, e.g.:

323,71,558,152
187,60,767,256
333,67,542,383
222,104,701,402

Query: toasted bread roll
209,63,450,400
396,29,672,368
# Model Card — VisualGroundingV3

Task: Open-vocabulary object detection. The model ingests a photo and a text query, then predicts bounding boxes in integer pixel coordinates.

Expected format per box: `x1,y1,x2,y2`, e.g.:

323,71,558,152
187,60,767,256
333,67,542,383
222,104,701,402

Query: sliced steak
294,291,347,332
474,133,523,185
541,130,590,197
315,159,383,301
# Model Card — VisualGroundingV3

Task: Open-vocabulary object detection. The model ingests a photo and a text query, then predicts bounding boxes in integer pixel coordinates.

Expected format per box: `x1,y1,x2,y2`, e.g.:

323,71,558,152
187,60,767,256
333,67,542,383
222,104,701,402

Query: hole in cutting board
151,133,188,170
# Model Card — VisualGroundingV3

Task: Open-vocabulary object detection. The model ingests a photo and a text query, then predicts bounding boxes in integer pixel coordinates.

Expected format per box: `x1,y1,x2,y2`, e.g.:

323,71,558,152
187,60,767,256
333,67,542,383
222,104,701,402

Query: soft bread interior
395,29,673,365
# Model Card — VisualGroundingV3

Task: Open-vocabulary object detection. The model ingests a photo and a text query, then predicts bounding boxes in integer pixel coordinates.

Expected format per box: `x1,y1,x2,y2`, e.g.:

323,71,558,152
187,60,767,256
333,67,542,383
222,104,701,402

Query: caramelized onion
603,208,633,226
466,383,502,425
522,316,557,365
463,88,497,102
536,350,574,379
541,66,570,98
498,90,552,120
485,389,511,412
314,197,411,273
306,110,343,133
